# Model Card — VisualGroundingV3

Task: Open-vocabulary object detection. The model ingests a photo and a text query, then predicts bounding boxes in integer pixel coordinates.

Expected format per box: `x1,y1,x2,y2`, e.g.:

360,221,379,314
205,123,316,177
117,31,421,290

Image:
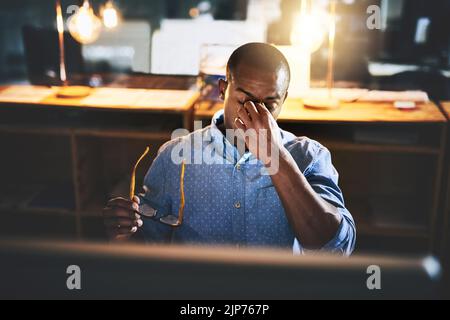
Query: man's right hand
103,196,144,241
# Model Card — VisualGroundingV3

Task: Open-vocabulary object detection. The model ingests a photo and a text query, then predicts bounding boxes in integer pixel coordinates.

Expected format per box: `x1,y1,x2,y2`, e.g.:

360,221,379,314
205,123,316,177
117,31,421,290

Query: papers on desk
303,88,369,102
302,88,429,103
80,88,199,109
0,86,199,110
80,88,146,107
358,90,429,103
0,86,56,103
133,90,199,108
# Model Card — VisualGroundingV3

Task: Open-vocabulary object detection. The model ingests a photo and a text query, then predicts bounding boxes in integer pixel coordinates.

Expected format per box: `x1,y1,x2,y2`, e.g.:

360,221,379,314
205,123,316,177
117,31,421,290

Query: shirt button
234,201,241,209
236,164,241,170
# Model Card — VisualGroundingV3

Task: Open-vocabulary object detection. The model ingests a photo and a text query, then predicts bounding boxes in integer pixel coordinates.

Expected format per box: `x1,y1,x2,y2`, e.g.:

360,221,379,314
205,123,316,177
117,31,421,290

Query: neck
217,123,248,156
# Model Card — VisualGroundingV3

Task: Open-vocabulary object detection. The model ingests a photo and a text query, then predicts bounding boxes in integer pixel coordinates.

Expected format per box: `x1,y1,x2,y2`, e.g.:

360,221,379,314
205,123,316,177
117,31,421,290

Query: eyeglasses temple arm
176,160,186,225
130,147,150,200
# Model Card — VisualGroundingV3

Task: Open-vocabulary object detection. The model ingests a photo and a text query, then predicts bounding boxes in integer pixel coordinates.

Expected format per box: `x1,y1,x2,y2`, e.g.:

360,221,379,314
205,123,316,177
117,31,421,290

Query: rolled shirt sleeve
297,145,356,256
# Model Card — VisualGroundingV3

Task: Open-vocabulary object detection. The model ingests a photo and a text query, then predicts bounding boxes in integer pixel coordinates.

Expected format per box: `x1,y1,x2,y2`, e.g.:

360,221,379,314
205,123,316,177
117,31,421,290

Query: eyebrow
236,87,281,101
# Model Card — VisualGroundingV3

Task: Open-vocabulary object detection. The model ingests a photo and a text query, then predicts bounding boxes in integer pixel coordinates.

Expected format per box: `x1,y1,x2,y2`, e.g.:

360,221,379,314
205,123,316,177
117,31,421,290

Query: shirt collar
209,109,226,143
209,110,242,163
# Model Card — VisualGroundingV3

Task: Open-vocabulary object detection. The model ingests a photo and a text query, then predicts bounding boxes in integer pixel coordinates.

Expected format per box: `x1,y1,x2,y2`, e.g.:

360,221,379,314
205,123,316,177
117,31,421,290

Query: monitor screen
377,0,450,66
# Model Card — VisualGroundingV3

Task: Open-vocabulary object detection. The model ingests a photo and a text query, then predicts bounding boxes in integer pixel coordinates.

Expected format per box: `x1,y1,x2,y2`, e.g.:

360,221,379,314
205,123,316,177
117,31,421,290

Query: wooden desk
0,86,199,239
0,86,199,129
197,99,447,254
196,99,445,123
442,102,450,118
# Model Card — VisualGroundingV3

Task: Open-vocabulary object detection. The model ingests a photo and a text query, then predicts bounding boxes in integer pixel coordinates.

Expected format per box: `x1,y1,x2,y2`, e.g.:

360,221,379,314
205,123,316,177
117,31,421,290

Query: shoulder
281,130,331,173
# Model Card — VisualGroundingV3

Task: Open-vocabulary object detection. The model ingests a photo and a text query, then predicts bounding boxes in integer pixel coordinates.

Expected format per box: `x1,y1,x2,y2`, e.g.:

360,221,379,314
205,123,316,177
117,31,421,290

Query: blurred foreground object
0,239,442,299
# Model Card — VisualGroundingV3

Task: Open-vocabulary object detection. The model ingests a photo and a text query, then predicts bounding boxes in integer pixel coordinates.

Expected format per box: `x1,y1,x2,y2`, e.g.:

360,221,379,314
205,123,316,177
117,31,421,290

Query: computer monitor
22,26,84,85
0,239,442,299
166,0,248,20
380,0,450,67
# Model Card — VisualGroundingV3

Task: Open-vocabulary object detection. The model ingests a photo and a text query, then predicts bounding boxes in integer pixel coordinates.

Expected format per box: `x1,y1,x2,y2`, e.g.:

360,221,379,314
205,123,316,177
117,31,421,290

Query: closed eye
264,102,278,112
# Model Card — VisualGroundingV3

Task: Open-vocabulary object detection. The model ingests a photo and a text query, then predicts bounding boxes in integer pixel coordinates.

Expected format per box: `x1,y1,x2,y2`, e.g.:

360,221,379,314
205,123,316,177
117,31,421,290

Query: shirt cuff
293,209,355,256
321,210,355,255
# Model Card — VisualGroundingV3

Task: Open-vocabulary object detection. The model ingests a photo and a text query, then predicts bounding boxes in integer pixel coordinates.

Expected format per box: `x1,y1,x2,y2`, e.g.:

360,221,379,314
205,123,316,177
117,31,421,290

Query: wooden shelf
0,125,72,136
346,192,432,239
357,223,429,240
0,183,76,216
323,140,441,155
13,206,75,217
74,128,172,140
81,202,105,218
0,125,174,140
0,209,79,240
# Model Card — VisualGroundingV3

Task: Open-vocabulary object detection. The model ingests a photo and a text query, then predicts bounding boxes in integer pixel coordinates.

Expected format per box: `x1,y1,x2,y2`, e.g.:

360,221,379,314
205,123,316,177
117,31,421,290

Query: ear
283,90,289,103
218,79,228,100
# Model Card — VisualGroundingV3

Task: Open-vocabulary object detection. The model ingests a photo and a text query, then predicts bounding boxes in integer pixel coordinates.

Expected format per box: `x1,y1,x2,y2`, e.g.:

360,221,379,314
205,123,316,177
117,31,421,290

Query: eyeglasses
159,160,185,227
130,147,186,227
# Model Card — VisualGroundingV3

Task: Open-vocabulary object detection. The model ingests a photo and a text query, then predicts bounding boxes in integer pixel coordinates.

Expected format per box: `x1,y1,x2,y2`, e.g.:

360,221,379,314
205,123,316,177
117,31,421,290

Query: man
103,43,356,255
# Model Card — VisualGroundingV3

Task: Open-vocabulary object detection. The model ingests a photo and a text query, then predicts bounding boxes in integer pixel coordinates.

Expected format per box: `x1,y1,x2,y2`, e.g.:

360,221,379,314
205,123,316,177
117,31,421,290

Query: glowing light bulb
68,1,102,44
102,1,120,29
290,9,328,53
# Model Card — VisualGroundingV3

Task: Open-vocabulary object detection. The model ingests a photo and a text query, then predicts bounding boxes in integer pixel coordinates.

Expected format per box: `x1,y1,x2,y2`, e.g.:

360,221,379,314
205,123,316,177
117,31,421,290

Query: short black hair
226,42,291,88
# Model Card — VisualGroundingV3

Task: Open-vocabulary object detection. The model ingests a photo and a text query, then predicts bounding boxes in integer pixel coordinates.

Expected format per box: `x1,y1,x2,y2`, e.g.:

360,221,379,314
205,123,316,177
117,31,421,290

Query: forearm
269,148,342,249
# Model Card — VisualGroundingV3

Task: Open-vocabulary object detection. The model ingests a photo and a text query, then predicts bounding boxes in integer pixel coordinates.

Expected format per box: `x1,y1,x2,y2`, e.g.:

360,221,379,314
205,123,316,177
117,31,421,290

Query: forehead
231,64,288,98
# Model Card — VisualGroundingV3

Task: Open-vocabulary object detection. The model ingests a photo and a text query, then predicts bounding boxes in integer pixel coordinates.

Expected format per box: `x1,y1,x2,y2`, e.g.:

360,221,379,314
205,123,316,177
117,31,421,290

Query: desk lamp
301,0,340,109
55,0,120,98
286,0,328,101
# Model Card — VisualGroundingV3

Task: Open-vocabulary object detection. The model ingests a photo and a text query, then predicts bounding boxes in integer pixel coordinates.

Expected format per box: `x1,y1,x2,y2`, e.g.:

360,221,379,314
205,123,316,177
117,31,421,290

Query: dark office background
0,0,449,97
0,1,449,299
0,0,247,81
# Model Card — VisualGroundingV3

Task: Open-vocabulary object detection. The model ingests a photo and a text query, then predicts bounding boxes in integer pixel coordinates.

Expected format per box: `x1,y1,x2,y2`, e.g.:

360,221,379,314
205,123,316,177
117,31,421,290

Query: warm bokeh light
189,8,200,18
68,0,102,44
290,10,328,53
102,1,120,29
